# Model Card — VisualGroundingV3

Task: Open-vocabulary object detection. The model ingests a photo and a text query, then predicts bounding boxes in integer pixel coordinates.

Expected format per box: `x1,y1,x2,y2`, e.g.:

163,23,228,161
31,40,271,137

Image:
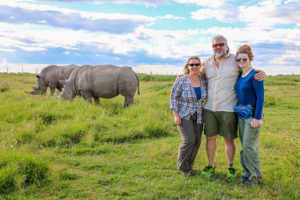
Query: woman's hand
173,112,181,126
251,118,263,128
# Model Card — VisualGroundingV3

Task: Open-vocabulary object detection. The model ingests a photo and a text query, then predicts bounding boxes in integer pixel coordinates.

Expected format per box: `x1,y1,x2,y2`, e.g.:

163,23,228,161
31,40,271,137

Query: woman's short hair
236,44,254,61
184,56,201,75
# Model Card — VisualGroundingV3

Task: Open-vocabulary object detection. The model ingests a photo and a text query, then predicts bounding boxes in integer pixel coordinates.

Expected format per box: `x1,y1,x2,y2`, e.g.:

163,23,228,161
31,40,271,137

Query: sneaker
201,164,215,177
227,167,237,179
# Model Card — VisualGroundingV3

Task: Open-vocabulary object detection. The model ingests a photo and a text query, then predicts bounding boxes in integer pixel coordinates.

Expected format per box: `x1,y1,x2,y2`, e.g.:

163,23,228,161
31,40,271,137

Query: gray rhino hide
31,64,78,95
60,65,140,107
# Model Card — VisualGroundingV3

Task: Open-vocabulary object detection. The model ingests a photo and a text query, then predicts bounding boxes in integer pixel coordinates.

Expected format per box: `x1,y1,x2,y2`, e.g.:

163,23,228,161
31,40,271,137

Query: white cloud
157,14,185,20
133,64,182,75
269,50,300,65
1,21,300,68
191,8,236,22
0,1,154,33
259,65,300,75
0,59,49,73
0,48,16,52
238,1,300,26
33,0,165,6
16,46,46,51
174,0,226,8
189,0,300,26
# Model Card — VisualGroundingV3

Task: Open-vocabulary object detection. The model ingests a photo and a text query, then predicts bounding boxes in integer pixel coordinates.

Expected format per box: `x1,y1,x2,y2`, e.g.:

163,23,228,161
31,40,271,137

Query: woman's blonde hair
184,56,202,75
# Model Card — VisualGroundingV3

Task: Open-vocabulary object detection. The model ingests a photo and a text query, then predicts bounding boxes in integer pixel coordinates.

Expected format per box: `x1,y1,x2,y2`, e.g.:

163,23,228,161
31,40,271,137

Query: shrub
40,113,57,125
60,130,85,147
0,82,9,92
265,95,278,107
20,156,49,185
145,124,169,138
59,171,79,181
0,152,50,194
0,166,17,194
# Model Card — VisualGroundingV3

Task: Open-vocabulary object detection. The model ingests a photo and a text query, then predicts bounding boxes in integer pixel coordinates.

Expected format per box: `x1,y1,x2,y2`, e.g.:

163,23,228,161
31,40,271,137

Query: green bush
0,152,50,194
20,156,49,185
265,95,279,107
0,166,17,194
0,82,9,92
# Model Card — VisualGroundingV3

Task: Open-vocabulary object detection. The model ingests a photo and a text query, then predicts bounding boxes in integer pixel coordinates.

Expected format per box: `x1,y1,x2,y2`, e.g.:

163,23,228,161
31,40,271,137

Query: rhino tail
135,72,140,95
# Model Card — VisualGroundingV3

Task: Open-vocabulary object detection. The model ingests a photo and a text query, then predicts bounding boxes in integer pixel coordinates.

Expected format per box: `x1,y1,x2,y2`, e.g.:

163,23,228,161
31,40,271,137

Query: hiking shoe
227,167,237,179
201,164,215,177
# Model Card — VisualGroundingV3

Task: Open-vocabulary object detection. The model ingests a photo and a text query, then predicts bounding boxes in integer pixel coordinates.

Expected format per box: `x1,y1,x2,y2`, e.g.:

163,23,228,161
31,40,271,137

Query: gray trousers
177,114,203,172
239,117,263,183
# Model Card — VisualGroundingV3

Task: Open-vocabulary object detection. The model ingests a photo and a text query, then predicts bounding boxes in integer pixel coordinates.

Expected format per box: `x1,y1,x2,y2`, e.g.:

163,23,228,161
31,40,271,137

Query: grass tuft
0,82,10,92
0,151,50,194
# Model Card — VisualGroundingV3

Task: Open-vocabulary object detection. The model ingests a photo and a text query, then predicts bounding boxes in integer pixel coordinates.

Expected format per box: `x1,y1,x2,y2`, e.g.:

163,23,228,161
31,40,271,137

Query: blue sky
0,0,299,75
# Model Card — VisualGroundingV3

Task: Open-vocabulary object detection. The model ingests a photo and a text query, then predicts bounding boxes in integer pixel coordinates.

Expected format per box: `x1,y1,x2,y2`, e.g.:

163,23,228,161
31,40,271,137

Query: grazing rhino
27,64,78,95
59,65,140,107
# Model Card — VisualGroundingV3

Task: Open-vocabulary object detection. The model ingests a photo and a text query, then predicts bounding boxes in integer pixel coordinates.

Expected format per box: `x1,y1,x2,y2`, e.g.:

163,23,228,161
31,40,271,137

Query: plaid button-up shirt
169,75,207,124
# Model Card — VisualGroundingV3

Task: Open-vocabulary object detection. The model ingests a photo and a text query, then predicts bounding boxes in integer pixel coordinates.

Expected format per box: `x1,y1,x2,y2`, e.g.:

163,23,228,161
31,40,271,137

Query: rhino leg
80,90,93,103
124,96,134,107
49,82,56,96
93,97,100,105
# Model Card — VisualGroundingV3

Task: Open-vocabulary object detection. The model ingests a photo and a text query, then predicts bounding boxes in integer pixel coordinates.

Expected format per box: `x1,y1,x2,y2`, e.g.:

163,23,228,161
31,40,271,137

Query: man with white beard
200,35,265,179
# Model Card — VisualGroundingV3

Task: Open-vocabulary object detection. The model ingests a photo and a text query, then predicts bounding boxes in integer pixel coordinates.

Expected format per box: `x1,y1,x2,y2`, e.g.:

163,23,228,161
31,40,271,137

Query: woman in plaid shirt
169,56,207,176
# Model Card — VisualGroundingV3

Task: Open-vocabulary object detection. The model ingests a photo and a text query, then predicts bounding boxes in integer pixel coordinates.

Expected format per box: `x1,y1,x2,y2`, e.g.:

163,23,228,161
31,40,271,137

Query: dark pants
177,114,203,172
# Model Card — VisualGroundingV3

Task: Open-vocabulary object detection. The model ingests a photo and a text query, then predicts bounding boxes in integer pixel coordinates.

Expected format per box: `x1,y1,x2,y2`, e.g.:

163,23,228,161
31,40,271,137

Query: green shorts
203,109,238,140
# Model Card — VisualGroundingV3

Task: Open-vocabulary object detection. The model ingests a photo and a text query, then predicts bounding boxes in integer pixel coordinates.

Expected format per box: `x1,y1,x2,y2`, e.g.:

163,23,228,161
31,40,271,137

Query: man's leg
219,111,238,179
206,136,217,165
202,109,219,177
224,138,236,165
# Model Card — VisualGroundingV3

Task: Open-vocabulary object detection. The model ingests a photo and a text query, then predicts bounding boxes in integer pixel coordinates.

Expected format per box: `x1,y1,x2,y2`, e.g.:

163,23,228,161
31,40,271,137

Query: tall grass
0,73,299,199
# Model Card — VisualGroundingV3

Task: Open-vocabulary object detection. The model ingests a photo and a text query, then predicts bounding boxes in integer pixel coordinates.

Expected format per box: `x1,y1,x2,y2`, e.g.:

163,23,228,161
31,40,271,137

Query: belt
238,104,253,107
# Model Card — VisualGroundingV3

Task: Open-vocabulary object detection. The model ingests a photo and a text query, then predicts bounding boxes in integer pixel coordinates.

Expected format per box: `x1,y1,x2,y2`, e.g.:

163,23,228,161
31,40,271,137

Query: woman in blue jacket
235,45,264,185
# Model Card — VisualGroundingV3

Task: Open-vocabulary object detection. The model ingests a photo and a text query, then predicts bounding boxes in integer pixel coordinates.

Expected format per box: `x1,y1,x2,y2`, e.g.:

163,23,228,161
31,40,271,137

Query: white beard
215,52,225,58
214,47,228,58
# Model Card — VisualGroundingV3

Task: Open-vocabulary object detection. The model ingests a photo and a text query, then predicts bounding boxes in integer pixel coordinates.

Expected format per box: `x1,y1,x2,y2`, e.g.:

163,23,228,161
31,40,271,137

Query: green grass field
0,73,299,199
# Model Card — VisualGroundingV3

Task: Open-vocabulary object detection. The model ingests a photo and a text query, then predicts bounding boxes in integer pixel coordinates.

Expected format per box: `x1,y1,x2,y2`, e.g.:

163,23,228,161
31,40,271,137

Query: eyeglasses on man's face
236,57,248,62
189,63,200,67
212,43,225,48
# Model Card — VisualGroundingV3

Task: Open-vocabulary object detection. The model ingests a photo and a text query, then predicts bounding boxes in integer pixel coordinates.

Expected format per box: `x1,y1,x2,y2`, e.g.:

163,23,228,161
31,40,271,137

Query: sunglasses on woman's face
189,63,200,67
236,57,248,62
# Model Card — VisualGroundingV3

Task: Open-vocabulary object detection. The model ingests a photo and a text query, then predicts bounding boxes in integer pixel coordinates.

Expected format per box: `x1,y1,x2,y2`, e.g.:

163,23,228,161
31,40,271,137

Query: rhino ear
36,75,40,78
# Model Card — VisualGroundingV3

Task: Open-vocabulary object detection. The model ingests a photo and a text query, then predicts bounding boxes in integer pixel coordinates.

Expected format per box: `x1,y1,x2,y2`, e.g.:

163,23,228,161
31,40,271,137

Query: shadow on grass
99,127,171,144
